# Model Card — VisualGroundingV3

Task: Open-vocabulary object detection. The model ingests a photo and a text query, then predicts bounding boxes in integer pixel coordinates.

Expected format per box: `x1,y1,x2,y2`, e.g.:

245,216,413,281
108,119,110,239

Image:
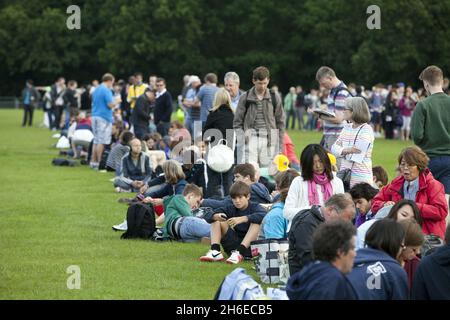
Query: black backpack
121,203,156,239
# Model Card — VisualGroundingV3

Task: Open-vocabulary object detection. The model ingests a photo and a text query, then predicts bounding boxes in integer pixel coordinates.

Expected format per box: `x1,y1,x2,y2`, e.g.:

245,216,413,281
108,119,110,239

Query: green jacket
284,93,297,112
411,93,450,157
162,195,193,238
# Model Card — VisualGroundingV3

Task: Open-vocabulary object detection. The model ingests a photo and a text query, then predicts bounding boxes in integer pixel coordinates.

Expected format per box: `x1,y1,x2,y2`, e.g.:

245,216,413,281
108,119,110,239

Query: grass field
0,109,412,300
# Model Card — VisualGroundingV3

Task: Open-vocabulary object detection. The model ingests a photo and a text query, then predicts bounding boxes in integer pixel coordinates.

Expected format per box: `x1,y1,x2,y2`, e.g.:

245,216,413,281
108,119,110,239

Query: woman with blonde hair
331,97,375,190
202,88,235,198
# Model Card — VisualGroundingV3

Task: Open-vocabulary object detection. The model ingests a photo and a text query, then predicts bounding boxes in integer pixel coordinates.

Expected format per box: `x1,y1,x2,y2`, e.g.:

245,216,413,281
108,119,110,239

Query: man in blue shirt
91,73,120,169
194,73,219,131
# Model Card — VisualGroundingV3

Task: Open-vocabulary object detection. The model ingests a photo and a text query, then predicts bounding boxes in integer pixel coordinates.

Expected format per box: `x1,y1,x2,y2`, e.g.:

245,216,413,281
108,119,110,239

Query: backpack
121,203,156,239
52,158,78,167
421,234,444,257
214,268,267,300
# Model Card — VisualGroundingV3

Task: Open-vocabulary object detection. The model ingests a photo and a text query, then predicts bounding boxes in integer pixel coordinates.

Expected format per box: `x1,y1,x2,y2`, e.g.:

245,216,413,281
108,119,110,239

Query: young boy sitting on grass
161,183,211,242
200,181,266,264
201,164,272,209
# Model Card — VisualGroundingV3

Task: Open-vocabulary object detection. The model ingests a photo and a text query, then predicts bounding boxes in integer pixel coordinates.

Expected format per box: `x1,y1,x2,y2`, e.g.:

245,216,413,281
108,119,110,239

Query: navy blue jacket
287,261,357,300
347,248,409,300
202,182,272,209
412,244,450,300
119,152,152,182
204,202,266,239
154,91,173,124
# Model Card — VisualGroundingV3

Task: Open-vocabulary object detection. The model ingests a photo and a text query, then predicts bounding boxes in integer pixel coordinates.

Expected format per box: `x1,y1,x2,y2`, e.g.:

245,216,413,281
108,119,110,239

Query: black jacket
203,104,234,146
288,206,325,275
131,94,151,128
154,91,173,124
63,88,78,109
412,244,450,300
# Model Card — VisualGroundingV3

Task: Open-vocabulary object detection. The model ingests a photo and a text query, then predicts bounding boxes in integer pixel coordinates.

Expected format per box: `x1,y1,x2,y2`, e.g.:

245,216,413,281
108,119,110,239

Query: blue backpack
214,268,266,300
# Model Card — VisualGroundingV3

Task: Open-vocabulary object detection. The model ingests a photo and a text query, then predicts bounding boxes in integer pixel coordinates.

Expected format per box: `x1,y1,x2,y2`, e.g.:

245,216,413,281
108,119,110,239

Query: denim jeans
429,156,450,194
179,217,211,242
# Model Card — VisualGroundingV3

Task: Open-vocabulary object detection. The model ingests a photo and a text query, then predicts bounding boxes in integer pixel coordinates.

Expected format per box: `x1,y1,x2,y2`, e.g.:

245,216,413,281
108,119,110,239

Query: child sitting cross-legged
200,181,266,264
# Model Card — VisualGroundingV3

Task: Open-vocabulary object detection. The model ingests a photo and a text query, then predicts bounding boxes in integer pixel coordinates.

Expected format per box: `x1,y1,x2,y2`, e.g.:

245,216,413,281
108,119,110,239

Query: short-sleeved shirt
197,85,219,122
324,82,350,136
185,88,200,120
92,84,114,123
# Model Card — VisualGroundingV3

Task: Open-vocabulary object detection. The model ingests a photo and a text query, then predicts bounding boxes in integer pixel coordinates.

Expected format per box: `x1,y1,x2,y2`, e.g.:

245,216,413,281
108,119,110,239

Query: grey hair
325,194,354,213
224,72,240,85
346,97,371,124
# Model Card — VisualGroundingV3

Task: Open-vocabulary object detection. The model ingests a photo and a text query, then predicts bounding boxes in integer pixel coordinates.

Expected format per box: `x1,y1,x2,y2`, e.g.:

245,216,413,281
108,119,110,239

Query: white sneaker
226,250,244,264
200,249,224,262
112,220,127,231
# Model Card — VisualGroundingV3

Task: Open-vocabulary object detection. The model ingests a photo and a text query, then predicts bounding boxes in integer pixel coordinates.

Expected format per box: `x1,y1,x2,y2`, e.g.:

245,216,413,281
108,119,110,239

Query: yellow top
127,83,148,108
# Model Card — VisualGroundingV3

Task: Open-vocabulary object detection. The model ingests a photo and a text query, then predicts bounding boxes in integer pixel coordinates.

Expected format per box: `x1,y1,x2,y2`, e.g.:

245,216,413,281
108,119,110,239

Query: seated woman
113,138,153,192
260,169,300,239
347,219,409,300
283,144,345,231
139,160,187,205
356,199,423,250
397,219,425,289
168,121,192,145
371,146,448,239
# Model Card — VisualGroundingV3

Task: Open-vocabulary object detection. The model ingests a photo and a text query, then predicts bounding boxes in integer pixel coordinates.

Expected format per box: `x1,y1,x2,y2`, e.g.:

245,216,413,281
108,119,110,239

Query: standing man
315,66,352,154
154,78,173,137
412,65,450,220
195,73,219,130
21,80,40,127
233,66,285,167
224,72,244,112
50,77,66,130
131,88,156,139
284,87,297,129
127,72,148,111
90,73,121,169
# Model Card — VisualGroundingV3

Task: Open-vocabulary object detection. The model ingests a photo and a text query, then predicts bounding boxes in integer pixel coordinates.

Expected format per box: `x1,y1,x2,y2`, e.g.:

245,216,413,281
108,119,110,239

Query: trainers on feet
200,250,224,262
226,250,243,264
112,220,128,231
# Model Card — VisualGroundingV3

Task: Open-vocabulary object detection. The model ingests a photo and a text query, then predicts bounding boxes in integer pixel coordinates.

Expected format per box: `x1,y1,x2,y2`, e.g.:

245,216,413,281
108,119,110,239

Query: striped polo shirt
324,82,350,136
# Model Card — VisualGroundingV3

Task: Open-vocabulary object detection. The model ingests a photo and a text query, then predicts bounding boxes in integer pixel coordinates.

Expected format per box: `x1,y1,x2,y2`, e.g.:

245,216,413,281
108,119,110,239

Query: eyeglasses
399,162,416,170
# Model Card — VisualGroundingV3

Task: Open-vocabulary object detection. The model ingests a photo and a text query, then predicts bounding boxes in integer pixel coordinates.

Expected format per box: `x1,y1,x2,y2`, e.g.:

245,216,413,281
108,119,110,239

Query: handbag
206,139,234,173
250,239,290,285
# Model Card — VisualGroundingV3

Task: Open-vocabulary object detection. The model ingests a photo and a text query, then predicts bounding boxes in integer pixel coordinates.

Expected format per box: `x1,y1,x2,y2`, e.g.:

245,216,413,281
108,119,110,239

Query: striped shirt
324,82,350,136
254,100,266,130
331,123,374,188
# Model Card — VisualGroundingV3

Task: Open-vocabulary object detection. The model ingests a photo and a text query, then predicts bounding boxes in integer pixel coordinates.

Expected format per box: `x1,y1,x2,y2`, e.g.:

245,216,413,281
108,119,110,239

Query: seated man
349,183,379,227
113,138,153,192
106,131,134,174
200,181,266,264
287,220,357,300
202,163,272,209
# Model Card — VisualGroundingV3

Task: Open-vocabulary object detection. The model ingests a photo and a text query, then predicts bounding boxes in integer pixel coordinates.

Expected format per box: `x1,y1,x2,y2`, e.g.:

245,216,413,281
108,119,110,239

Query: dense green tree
1,0,450,96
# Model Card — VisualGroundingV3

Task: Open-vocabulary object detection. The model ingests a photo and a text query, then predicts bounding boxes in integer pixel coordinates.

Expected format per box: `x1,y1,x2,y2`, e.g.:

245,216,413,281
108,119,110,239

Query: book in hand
313,108,336,118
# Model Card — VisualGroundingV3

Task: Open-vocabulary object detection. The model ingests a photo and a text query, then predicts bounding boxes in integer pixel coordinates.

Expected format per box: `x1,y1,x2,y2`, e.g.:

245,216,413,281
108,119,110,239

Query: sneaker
226,250,244,264
200,249,224,262
112,220,128,231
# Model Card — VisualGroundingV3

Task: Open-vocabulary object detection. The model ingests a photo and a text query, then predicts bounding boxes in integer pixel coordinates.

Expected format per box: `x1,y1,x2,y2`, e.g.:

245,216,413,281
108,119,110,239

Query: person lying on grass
200,181,266,264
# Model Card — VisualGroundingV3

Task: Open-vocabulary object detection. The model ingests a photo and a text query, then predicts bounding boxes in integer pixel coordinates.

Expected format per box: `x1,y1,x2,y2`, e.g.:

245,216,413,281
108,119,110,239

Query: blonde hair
163,160,186,185
210,88,233,113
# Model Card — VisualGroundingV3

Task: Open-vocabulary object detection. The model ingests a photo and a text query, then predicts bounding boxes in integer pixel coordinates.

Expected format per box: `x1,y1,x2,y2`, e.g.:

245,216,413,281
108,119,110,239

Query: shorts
371,112,381,125
92,116,112,145
221,228,251,258
402,116,411,130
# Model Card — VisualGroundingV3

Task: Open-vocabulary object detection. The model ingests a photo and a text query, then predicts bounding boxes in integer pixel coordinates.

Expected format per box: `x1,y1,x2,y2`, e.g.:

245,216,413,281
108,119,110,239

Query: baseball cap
327,153,336,166
268,154,290,176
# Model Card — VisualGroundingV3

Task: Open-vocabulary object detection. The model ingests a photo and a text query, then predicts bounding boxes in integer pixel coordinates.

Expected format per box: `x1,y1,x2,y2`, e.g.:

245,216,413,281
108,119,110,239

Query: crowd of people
26,64,450,300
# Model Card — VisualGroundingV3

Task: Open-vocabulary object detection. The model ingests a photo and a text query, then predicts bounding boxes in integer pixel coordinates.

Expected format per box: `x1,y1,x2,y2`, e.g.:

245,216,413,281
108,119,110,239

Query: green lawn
0,109,411,299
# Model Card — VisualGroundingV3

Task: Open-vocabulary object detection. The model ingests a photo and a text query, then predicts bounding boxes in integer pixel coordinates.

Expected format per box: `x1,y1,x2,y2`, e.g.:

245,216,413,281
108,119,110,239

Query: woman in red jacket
371,146,448,239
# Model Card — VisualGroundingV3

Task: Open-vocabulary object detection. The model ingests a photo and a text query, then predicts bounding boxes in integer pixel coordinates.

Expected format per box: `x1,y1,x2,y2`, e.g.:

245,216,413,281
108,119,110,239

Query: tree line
1,0,449,96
